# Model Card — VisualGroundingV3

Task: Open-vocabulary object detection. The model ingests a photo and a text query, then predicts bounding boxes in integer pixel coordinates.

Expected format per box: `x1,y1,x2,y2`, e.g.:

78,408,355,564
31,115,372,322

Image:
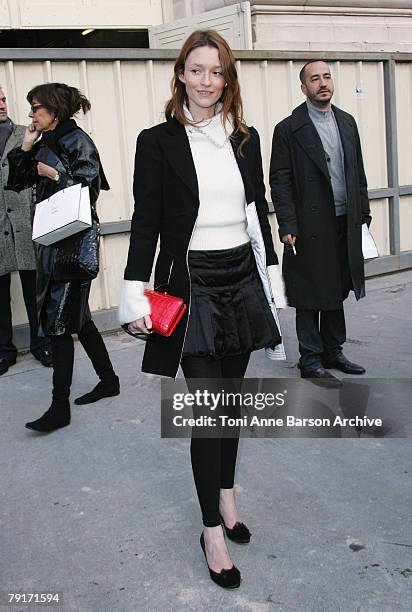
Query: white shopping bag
32,183,91,246
362,223,379,260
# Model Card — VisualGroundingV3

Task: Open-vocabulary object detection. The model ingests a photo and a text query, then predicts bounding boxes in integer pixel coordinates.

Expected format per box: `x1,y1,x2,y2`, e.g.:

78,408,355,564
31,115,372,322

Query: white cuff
267,265,287,309
118,280,151,325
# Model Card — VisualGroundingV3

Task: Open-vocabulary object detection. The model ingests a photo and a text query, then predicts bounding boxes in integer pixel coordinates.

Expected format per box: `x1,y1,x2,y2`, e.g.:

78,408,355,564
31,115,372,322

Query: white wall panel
369,198,390,256
395,62,412,186
400,196,412,252
97,234,134,308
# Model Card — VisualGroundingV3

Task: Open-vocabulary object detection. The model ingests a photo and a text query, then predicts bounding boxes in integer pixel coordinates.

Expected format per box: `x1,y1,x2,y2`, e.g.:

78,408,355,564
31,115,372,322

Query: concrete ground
1,271,411,612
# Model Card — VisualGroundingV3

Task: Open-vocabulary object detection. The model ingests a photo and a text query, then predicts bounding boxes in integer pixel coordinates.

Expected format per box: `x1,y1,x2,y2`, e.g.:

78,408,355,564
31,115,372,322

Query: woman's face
179,45,226,121
28,97,57,131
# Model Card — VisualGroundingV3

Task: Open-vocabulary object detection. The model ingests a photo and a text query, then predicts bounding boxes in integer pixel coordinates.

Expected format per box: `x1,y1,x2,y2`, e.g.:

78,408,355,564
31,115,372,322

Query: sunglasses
30,104,45,113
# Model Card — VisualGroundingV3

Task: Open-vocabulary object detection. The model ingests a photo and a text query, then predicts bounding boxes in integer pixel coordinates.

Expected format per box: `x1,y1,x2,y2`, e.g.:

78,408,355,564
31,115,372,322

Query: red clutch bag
144,290,187,337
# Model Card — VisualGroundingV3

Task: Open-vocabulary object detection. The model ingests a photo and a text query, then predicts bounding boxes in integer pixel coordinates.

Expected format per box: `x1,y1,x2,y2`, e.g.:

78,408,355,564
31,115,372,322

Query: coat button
2,160,7,167
4,230,9,236
7,207,12,213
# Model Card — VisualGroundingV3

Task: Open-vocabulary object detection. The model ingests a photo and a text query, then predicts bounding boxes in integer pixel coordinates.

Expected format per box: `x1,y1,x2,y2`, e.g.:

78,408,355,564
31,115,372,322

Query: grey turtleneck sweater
306,101,347,216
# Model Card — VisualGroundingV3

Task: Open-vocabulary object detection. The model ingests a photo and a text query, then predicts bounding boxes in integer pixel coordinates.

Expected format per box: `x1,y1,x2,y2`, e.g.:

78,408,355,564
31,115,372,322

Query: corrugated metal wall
1,52,410,328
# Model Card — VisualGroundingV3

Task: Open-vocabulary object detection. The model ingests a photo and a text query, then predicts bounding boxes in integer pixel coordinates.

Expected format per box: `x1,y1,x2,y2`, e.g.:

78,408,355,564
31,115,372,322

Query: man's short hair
299,60,330,84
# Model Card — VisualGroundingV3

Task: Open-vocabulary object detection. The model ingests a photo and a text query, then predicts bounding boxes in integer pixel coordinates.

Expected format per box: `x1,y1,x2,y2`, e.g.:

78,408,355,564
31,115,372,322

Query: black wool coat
269,102,371,310
124,117,278,378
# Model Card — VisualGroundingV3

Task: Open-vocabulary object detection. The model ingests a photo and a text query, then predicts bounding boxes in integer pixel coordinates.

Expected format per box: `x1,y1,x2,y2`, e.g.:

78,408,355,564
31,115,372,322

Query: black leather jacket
6,120,109,335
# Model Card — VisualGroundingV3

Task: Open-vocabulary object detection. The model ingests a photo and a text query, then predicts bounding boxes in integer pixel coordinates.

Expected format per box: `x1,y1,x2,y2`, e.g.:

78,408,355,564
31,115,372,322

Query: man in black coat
270,60,371,382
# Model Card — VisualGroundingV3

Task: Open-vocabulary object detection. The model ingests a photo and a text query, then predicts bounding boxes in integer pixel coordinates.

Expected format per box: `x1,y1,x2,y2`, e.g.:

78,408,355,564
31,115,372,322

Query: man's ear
301,83,307,97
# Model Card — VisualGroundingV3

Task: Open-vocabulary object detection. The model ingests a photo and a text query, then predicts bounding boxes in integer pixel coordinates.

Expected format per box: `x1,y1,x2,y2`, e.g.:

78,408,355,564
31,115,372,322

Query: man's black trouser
0,270,49,360
296,214,352,370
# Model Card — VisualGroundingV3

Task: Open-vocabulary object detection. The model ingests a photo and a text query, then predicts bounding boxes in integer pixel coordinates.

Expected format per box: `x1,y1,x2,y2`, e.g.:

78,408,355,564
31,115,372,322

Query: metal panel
400,195,412,251
365,250,412,275
149,2,252,49
395,62,412,185
369,198,390,256
383,59,401,254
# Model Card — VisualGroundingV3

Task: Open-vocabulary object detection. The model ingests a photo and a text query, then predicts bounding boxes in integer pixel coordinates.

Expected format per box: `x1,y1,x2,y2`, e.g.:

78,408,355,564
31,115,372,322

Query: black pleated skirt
183,241,281,359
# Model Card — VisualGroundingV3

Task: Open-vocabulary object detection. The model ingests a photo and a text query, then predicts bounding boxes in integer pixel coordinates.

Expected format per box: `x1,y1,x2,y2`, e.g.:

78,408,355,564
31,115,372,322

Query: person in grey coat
0,85,51,375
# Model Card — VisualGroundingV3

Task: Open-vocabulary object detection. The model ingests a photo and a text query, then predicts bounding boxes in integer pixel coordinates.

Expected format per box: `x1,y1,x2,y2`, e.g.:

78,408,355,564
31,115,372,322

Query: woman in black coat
119,30,286,588
7,83,119,432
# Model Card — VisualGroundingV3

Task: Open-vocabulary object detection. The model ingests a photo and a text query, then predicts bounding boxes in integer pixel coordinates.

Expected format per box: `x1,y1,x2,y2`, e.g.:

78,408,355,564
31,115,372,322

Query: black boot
75,320,120,405
25,401,71,432
74,375,120,405
26,334,74,432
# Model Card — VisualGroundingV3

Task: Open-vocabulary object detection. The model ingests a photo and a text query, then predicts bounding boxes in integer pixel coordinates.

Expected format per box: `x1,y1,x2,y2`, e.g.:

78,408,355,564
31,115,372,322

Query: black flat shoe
299,366,342,388
0,356,16,376
322,354,366,375
74,376,120,405
32,348,53,368
200,532,241,589
25,403,70,433
219,514,251,544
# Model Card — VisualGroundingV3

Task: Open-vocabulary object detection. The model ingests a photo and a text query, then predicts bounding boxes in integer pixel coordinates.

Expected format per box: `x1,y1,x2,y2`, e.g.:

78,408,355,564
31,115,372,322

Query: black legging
181,353,250,527
51,319,116,404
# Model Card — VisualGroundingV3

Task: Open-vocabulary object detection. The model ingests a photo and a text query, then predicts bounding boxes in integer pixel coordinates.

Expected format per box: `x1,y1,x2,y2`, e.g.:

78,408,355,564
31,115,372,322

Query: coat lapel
230,131,254,205
160,118,255,205
2,122,19,159
160,118,198,200
332,105,355,179
291,103,330,182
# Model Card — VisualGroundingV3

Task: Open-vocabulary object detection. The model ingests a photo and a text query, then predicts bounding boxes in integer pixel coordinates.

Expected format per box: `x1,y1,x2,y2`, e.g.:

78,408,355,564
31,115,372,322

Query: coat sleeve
6,146,38,192
58,131,103,202
249,127,278,266
124,129,162,282
354,124,371,227
269,122,299,239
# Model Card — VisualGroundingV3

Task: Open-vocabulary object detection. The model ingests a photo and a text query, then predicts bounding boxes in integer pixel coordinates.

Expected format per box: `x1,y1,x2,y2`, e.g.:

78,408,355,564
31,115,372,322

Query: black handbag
53,219,100,282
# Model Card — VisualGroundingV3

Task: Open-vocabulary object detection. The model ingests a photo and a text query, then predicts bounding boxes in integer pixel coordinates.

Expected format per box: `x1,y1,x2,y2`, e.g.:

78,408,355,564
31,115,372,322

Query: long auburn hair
165,30,250,153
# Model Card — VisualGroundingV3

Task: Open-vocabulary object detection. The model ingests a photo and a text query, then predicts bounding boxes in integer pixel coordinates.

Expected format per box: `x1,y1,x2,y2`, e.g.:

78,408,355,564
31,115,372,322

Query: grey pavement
1,271,411,612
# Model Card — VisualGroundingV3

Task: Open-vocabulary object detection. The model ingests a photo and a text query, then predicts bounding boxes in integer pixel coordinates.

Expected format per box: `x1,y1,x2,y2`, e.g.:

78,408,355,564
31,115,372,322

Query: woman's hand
128,315,152,336
21,122,40,151
37,162,59,180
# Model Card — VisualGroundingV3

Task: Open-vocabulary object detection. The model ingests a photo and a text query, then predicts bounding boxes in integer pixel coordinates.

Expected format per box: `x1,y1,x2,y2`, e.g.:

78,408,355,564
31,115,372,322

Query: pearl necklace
188,124,229,149
185,109,237,162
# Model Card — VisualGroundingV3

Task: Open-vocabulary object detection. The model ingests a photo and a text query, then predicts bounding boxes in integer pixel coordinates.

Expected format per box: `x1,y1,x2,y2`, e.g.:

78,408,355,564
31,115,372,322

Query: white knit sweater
184,110,250,250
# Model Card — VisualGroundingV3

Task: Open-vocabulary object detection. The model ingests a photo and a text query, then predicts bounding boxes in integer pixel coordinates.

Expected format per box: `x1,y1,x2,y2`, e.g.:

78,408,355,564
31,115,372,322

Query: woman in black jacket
119,30,286,588
7,83,119,432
